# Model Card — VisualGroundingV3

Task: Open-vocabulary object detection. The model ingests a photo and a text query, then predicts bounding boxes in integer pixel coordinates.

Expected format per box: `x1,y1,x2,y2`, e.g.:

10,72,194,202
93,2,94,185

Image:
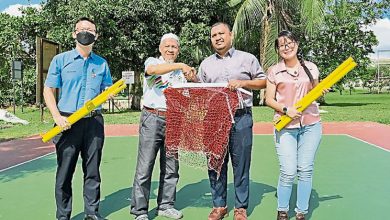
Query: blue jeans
274,122,322,214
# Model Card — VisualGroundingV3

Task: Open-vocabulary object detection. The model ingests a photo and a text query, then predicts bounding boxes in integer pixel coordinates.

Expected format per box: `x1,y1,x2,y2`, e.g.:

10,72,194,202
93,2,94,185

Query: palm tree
229,0,325,69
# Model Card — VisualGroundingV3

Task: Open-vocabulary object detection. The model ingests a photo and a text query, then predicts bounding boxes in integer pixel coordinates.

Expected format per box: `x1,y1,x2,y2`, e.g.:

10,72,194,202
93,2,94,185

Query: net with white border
164,83,250,176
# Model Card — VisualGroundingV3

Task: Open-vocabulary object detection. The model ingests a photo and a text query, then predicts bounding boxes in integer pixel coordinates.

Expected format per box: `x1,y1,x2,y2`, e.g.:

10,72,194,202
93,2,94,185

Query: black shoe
295,213,305,220
84,214,107,220
277,211,288,220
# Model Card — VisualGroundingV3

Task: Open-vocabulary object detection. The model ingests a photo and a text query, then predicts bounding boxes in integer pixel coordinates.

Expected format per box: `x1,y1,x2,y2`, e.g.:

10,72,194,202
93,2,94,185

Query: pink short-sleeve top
267,61,321,128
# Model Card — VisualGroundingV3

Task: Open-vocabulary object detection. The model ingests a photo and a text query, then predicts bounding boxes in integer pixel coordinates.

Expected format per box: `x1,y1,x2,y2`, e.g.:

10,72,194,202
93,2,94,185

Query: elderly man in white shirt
130,33,195,220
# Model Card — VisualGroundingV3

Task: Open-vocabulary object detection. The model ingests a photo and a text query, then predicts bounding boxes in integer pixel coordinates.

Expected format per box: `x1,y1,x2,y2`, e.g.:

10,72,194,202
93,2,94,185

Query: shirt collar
72,48,96,60
276,60,302,76
159,56,165,63
215,47,235,59
281,60,302,70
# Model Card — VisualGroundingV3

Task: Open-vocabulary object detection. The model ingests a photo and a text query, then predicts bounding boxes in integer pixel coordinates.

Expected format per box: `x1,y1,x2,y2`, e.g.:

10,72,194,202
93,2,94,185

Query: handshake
181,64,198,82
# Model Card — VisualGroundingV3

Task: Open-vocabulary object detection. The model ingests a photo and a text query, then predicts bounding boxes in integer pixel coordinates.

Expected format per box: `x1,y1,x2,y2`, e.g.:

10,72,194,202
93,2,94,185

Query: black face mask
76,31,96,46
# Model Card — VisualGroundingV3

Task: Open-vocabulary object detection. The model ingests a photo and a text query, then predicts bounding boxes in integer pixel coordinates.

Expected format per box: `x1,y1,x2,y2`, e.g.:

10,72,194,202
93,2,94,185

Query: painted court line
0,152,55,173
1,122,389,172
345,134,390,153
1,134,386,174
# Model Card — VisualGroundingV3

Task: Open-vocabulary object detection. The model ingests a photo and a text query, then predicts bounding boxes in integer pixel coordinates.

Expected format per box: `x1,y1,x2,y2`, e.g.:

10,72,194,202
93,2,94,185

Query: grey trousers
130,109,179,216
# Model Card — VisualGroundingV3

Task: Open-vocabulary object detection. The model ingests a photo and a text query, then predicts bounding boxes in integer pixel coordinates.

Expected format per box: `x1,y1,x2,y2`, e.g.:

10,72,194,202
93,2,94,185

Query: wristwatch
282,106,288,115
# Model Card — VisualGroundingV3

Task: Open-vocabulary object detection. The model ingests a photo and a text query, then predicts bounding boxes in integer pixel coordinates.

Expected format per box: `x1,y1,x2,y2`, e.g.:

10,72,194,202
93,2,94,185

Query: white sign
122,71,135,84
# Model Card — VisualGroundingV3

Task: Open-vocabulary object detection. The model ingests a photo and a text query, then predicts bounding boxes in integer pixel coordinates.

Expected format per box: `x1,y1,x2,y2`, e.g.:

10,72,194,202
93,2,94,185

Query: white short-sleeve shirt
142,56,187,110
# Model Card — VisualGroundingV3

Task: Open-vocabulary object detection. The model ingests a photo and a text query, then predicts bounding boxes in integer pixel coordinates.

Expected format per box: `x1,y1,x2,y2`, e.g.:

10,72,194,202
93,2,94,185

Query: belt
143,106,166,117
84,110,102,118
235,107,252,116
60,110,102,118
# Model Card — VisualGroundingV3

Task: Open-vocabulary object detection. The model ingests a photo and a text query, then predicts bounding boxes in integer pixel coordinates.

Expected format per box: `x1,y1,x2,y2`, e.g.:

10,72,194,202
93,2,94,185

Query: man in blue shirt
130,33,195,220
44,17,112,220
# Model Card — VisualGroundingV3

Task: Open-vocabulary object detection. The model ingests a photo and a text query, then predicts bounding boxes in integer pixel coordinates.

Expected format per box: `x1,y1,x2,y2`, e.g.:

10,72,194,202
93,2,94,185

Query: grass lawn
1,89,389,141
320,90,390,124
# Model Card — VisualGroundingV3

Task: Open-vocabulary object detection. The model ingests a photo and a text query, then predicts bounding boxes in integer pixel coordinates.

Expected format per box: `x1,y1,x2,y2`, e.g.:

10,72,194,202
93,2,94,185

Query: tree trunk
131,70,142,110
131,95,141,110
259,14,271,67
253,90,260,106
259,89,266,106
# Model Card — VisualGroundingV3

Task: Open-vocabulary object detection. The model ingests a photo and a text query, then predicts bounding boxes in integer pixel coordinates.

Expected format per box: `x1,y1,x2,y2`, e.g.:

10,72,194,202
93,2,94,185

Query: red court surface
1,122,389,171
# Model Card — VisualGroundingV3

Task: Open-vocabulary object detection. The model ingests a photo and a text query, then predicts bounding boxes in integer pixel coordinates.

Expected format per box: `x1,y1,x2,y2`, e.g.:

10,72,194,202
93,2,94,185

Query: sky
0,0,42,15
368,16,390,59
1,0,390,59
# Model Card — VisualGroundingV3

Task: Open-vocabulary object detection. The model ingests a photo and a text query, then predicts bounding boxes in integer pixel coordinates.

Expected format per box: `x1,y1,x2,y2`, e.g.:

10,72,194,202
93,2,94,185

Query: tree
227,0,325,106
228,0,325,69
0,12,38,107
179,21,213,66
0,0,231,108
302,0,389,95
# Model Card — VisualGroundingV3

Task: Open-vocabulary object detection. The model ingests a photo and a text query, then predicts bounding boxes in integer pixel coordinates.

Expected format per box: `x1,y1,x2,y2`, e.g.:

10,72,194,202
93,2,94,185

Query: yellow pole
274,57,357,131
41,79,127,142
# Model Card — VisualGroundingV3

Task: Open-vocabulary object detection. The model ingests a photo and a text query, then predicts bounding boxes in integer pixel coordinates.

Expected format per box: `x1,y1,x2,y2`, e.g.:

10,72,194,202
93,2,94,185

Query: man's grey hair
160,33,180,46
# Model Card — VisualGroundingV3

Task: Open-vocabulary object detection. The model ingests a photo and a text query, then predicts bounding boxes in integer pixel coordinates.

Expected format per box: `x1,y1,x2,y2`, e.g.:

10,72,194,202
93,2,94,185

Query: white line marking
0,152,55,173
344,134,390,153
2,133,388,173
254,134,390,153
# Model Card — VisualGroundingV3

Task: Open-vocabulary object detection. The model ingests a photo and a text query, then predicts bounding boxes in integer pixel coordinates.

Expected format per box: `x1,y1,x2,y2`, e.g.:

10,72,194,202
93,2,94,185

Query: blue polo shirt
45,49,113,113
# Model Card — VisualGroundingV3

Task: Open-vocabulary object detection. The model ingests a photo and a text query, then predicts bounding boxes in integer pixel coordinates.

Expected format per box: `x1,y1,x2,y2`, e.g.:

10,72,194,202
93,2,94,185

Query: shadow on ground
72,179,277,219
322,102,378,107
278,184,343,219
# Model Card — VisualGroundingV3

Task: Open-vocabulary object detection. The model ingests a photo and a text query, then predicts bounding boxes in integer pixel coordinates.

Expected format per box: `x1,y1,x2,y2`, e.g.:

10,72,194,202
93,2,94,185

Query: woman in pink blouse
266,30,324,220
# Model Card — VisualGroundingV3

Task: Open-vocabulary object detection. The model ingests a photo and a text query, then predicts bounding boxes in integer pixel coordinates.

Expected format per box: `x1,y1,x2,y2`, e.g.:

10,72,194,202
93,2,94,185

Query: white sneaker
135,214,149,220
157,208,183,219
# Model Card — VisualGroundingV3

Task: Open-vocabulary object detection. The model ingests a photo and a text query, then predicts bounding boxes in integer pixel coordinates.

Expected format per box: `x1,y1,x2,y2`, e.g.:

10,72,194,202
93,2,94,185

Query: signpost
11,60,23,113
122,70,135,84
36,37,60,121
122,70,135,109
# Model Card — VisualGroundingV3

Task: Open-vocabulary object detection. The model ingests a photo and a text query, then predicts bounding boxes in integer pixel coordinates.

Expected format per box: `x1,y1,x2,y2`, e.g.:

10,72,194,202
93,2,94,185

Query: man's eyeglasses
75,28,96,33
278,41,296,50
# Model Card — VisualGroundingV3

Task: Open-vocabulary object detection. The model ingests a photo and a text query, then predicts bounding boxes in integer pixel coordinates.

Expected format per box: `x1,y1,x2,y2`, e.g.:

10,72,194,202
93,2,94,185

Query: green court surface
0,135,389,220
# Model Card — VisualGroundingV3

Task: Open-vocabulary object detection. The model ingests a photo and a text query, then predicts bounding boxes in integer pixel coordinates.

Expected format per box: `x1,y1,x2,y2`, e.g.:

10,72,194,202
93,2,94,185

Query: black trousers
54,114,105,220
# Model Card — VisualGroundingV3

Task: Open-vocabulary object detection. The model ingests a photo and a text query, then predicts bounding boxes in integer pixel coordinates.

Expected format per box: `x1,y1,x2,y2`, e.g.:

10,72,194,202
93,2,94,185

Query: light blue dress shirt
45,49,113,113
